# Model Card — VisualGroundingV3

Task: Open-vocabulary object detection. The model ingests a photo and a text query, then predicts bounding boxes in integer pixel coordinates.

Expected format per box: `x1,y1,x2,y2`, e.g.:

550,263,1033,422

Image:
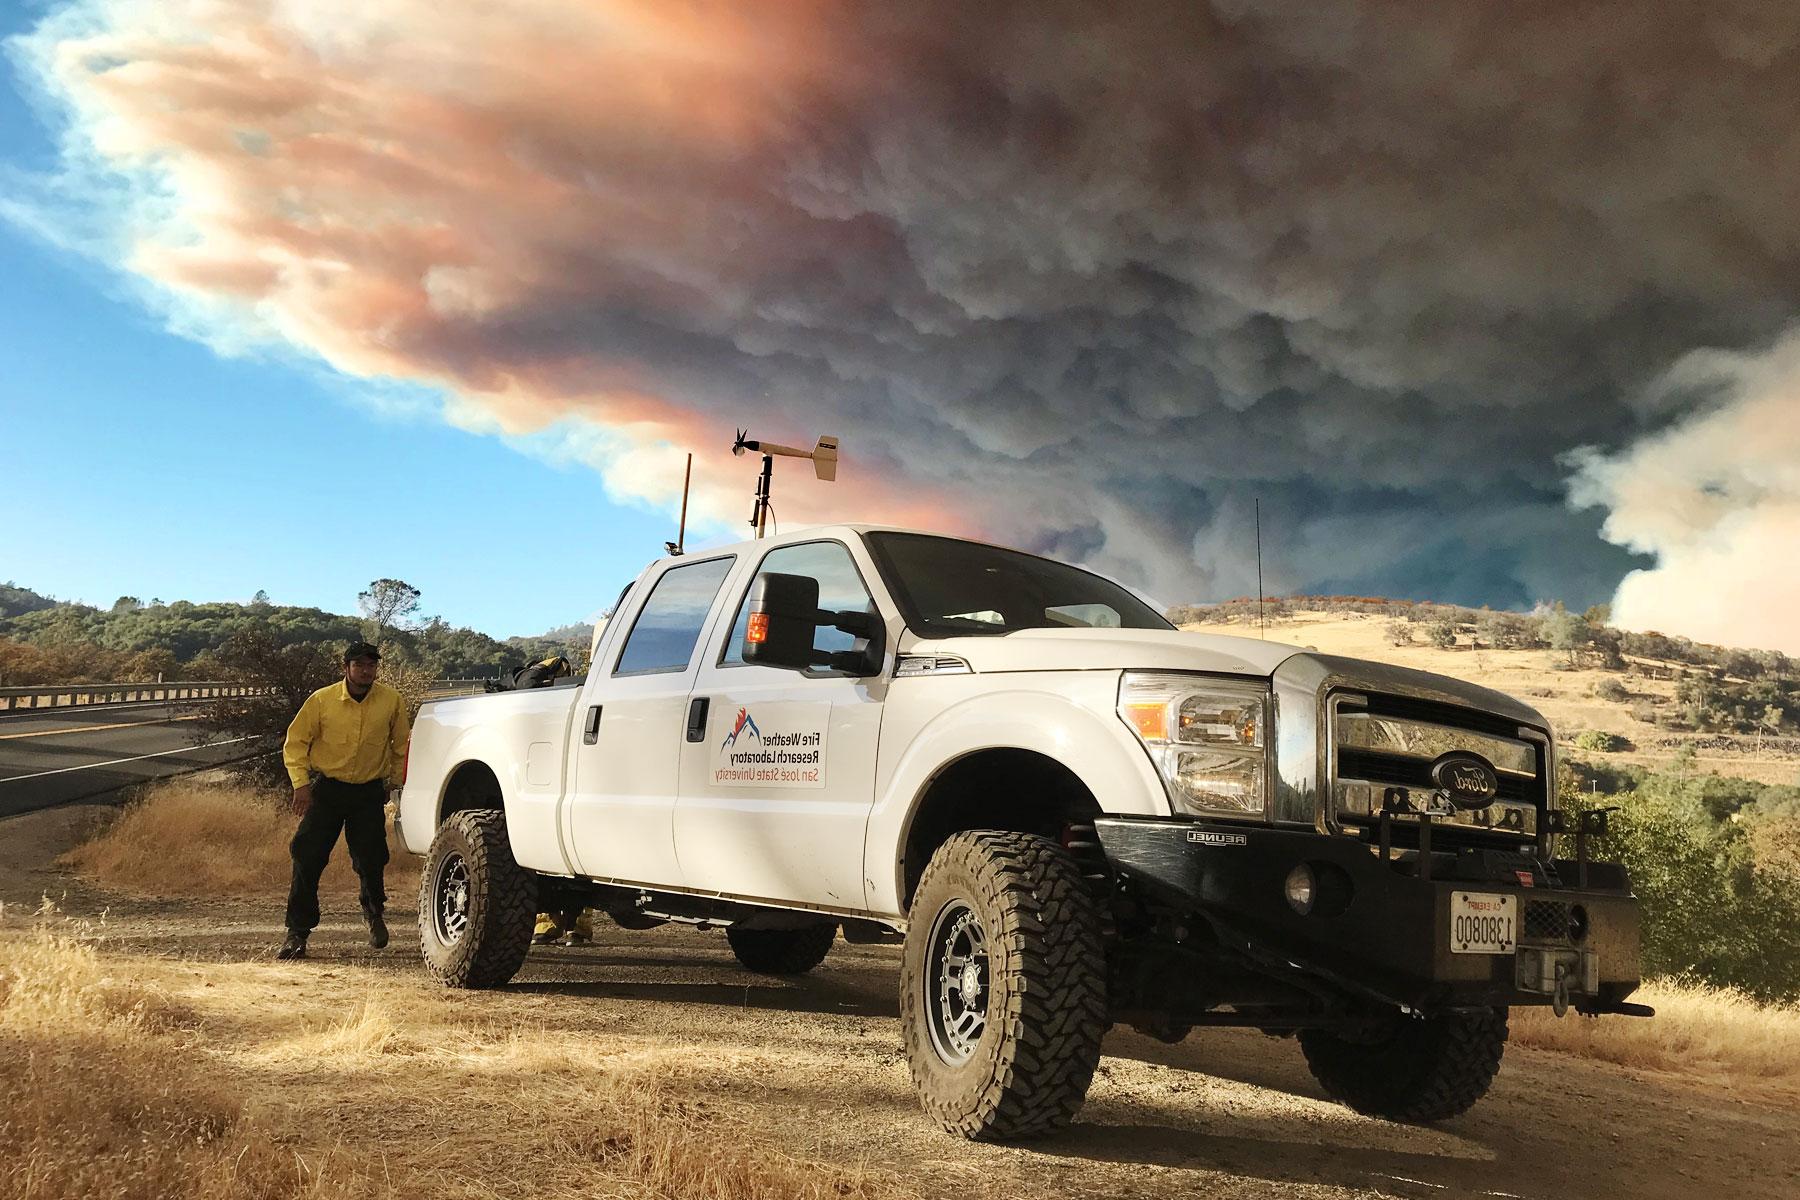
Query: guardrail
1,676,513,713
426,677,492,697
0,681,269,714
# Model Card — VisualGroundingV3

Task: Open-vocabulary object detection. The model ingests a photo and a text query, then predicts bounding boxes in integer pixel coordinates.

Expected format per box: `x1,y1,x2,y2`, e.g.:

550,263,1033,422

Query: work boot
276,931,308,960
365,910,389,950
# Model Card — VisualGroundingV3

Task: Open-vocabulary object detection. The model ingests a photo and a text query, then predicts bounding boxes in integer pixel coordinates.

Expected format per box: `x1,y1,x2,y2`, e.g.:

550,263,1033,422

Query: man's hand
293,783,313,818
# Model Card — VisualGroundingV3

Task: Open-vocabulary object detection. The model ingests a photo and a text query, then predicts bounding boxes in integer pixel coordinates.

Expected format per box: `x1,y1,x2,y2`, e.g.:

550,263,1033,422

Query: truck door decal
712,701,831,788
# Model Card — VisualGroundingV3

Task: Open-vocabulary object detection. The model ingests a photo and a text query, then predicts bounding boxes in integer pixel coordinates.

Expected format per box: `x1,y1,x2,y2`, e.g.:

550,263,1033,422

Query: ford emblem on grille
1431,752,1499,808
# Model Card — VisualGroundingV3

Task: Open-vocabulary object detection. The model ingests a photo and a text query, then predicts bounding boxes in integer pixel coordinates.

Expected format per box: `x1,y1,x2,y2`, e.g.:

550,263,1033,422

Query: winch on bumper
1093,816,1645,1015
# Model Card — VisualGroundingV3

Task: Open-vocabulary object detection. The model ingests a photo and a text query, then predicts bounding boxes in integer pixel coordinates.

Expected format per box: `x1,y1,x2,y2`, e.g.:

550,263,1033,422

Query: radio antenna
732,430,839,538
1255,497,1266,639
664,453,693,556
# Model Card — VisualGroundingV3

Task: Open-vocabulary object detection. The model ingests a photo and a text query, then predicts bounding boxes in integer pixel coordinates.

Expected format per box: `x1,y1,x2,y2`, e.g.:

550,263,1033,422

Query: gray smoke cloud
14,0,1800,636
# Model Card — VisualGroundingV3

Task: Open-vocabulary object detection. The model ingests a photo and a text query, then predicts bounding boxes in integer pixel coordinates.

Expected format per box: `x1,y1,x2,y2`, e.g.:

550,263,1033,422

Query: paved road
0,701,268,816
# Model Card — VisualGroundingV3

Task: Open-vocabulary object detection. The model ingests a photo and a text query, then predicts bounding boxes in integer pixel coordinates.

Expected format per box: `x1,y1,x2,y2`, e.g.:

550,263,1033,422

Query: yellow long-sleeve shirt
282,680,411,789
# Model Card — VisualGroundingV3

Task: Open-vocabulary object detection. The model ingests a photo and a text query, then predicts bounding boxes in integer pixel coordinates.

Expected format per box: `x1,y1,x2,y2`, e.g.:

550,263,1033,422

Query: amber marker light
747,612,770,643
1124,702,1169,742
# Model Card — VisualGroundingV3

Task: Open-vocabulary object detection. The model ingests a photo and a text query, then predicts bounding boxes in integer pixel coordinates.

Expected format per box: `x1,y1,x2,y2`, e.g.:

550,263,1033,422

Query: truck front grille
1330,690,1549,845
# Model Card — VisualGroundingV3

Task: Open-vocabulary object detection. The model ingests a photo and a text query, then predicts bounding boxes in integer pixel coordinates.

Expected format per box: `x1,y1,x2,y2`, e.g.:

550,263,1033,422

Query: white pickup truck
399,525,1644,1140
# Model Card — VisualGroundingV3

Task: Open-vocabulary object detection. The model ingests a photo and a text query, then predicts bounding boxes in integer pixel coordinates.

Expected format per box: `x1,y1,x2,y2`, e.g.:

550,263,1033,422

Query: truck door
566,553,736,885
676,538,889,912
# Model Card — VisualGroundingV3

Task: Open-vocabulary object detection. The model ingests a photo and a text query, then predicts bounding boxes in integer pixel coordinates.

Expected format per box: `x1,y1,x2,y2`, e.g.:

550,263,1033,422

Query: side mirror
744,572,822,670
742,571,885,676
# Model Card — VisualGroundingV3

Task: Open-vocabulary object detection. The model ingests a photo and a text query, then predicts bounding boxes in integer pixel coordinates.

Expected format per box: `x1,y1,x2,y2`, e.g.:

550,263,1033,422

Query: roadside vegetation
0,579,591,686
59,778,423,900
1556,768,1800,1001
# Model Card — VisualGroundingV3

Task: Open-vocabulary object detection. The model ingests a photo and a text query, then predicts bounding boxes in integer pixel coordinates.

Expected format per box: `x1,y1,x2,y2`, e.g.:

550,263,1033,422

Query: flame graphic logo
721,706,762,750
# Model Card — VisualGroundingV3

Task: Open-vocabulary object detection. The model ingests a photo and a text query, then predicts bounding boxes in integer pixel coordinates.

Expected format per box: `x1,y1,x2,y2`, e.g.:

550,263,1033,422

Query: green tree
358,578,422,643
193,631,340,789
1538,603,1587,664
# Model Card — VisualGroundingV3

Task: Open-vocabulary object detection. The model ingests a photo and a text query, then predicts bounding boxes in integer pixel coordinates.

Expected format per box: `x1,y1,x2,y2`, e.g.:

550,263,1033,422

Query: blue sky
0,4,685,638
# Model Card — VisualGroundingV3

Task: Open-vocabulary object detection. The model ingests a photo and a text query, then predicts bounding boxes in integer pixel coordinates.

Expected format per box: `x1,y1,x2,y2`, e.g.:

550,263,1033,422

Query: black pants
285,776,389,934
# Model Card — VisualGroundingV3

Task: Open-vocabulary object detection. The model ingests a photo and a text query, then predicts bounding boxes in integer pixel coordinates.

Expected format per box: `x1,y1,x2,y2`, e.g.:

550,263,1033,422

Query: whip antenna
664,453,693,556
1255,497,1265,639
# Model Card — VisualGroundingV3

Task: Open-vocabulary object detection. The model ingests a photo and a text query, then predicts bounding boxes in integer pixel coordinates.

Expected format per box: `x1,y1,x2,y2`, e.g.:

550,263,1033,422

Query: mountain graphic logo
721,707,762,750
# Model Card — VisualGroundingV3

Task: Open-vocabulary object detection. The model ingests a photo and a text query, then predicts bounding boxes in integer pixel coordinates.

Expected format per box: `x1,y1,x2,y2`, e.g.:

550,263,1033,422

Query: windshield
865,532,1173,638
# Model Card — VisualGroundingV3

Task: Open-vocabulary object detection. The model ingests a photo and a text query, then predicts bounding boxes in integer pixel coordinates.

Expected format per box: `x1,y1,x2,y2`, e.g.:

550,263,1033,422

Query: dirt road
4,802,1796,1200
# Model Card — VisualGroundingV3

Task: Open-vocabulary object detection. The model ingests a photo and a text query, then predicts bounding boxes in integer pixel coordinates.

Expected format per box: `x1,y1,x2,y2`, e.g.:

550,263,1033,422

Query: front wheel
1300,1007,1507,1122
899,831,1108,1140
418,809,537,988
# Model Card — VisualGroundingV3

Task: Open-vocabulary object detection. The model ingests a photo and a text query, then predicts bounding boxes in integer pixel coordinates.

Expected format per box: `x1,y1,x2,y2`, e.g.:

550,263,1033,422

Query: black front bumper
1094,817,1643,1013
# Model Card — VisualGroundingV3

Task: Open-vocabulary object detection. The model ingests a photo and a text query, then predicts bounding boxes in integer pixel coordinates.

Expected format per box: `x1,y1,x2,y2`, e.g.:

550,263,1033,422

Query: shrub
1573,730,1629,753
1595,679,1631,703
1559,775,1800,1001
1426,619,1458,649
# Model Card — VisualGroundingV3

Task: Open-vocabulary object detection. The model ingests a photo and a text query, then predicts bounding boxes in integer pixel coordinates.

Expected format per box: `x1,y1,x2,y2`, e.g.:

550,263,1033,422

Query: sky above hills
3,2,1798,651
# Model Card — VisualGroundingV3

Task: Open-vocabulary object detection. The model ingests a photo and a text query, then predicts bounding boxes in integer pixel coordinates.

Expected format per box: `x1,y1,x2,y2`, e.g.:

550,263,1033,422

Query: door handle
582,705,603,745
686,696,710,743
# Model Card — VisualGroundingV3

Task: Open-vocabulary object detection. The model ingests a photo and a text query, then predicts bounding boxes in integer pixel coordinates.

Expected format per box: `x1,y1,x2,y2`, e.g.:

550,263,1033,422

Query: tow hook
1552,961,1571,1017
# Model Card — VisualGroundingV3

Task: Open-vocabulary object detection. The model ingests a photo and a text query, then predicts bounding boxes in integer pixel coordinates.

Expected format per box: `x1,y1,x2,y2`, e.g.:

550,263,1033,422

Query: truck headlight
1119,672,1270,819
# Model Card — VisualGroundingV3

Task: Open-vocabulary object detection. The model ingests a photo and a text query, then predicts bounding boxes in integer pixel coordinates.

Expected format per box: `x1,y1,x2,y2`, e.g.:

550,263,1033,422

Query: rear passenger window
613,557,734,676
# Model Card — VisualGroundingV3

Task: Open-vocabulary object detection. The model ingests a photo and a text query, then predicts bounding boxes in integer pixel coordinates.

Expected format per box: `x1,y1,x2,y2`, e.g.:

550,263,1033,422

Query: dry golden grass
60,778,421,900
0,926,385,1200
0,923,916,1200
1512,979,1800,1090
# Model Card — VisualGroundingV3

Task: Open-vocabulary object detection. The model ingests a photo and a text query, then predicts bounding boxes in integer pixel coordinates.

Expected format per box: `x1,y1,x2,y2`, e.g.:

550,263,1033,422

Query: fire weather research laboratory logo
721,707,762,750
712,702,829,789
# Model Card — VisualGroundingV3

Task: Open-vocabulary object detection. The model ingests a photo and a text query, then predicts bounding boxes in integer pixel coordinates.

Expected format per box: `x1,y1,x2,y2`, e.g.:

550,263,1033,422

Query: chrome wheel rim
925,900,989,1065
434,851,471,946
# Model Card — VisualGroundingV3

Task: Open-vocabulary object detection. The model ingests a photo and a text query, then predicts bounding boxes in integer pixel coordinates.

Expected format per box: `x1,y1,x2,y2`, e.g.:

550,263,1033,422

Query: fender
863,675,1168,916
403,722,574,875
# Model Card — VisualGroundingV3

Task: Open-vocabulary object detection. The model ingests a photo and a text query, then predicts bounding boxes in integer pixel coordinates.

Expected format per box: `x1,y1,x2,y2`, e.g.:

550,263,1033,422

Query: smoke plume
12,1,1800,645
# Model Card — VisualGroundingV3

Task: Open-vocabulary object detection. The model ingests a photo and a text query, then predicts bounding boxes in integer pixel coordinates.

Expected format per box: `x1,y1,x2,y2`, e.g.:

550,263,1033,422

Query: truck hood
902,626,1305,677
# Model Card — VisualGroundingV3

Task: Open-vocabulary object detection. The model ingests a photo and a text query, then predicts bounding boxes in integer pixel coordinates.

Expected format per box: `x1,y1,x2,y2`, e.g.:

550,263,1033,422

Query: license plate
1450,892,1517,955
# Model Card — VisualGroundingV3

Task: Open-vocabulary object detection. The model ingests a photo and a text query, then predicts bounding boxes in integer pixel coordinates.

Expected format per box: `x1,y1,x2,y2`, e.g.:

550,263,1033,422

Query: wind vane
732,430,839,538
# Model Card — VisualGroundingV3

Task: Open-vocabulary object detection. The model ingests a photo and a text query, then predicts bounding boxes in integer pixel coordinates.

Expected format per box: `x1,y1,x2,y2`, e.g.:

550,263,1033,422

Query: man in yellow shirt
277,641,411,960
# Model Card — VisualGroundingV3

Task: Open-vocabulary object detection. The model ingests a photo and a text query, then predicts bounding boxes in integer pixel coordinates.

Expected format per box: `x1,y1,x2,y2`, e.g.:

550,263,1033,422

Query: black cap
343,641,382,663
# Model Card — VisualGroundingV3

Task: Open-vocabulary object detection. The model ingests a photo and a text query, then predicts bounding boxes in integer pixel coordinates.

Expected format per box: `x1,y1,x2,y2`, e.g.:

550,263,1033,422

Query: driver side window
722,541,875,669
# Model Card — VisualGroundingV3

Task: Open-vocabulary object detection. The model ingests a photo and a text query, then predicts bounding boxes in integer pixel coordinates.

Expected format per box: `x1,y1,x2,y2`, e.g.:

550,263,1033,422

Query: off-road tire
900,831,1108,1141
418,809,537,989
1299,1007,1507,1122
726,923,838,974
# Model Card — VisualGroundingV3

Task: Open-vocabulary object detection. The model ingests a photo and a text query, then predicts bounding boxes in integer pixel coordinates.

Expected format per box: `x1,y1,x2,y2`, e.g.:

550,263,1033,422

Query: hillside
0,581,57,619
0,588,592,684
1179,606,1799,786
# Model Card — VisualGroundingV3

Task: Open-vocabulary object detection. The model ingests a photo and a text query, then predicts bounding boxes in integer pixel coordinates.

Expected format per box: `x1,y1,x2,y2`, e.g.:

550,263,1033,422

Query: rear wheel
725,923,838,975
418,809,537,988
900,831,1108,1140
1300,1007,1507,1121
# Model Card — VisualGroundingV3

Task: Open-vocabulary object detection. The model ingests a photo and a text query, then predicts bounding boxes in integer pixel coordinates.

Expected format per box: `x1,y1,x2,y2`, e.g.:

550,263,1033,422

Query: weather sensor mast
732,430,839,538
